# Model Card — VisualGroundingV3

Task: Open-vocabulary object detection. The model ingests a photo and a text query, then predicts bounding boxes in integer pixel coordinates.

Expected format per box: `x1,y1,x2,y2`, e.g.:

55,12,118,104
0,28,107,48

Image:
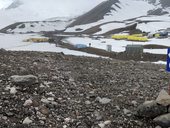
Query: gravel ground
0,49,169,128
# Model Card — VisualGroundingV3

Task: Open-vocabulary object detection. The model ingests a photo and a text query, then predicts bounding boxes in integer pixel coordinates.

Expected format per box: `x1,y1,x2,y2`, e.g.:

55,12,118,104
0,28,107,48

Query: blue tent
74,44,87,49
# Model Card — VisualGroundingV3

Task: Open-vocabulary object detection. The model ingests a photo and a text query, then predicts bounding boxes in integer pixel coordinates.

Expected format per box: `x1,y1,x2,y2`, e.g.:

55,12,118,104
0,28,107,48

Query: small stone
32,100,39,107
40,84,45,88
58,97,62,100
117,94,123,97
2,116,7,120
47,97,54,101
115,105,120,110
85,100,91,105
136,121,143,126
64,117,71,123
155,126,161,128
104,120,111,125
39,106,49,115
23,117,32,124
98,122,105,128
123,108,131,116
10,87,17,94
47,92,55,97
40,120,45,124
6,112,14,117
41,98,50,104
63,125,67,128
23,99,33,106
96,97,111,104
94,111,103,121
131,100,137,106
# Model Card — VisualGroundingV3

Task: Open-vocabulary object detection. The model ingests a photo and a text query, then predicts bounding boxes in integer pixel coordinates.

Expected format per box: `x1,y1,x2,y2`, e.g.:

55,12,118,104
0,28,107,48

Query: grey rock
23,117,33,124
5,112,14,117
123,108,131,116
2,116,7,120
96,97,111,104
135,101,167,118
85,100,91,105
94,111,103,121
156,90,170,106
153,113,170,127
10,75,38,86
155,126,162,128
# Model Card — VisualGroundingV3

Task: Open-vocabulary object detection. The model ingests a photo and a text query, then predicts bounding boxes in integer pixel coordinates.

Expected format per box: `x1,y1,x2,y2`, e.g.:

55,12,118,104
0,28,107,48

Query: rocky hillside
0,49,169,128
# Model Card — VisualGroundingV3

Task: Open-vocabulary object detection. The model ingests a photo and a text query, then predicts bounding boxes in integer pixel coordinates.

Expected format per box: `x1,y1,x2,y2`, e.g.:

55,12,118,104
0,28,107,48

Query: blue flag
166,48,170,72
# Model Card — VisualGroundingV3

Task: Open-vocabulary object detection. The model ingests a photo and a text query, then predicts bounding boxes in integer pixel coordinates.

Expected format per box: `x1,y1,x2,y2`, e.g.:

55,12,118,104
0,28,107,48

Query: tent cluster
111,34,148,42
23,38,50,42
127,36,148,42
148,31,168,38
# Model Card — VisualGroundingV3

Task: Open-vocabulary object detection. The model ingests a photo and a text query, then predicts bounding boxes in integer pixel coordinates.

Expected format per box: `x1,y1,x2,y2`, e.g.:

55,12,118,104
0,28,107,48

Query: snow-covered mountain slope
68,0,155,27
65,0,155,34
2,20,71,33
0,0,106,29
65,0,170,35
1,0,170,34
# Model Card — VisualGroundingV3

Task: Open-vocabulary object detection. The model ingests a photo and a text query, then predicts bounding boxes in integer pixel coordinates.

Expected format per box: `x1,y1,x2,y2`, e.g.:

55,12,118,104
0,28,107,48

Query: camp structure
148,31,168,38
74,44,87,49
125,44,143,55
23,38,50,42
127,36,148,42
111,34,148,42
111,35,129,40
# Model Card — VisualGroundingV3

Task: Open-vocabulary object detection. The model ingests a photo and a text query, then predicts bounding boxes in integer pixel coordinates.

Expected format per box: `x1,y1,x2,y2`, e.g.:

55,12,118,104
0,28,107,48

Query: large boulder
153,113,170,127
135,101,167,118
10,75,38,86
156,90,170,106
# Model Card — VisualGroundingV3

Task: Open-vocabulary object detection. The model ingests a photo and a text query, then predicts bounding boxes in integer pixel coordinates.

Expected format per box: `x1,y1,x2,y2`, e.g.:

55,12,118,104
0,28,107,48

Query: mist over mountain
0,0,170,31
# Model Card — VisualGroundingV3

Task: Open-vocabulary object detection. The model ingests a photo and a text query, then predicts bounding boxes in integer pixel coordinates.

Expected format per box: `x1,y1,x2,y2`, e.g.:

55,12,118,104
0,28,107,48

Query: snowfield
0,33,99,57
